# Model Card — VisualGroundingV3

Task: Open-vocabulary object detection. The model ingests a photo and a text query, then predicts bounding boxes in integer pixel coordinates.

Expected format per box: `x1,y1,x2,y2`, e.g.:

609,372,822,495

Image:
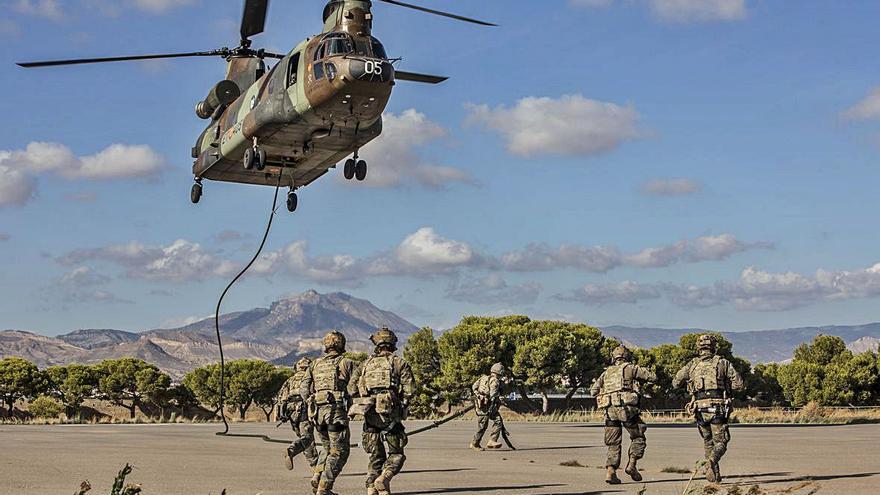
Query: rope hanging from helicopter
212,173,290,443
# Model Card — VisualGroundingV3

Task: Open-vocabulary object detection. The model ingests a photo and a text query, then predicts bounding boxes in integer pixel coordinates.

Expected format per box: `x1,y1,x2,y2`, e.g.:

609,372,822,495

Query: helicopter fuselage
193,0,394,191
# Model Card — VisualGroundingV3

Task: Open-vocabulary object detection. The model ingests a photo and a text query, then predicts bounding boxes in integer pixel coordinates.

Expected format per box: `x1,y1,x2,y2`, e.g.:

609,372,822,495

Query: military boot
624,457,642,482
605,466,622,485
486,440,503,449
705,460,718,483
469,441,483,451
283,448,295,471
310,471,322,494
316,479,338,495
712,461,722,484
373,471,392,495
366,484,379,495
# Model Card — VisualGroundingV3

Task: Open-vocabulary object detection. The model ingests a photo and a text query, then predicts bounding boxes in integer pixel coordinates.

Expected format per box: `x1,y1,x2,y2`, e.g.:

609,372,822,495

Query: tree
403,327,442,417
0,357,47,415
436,317,515,403
45,364,99,418
29,396,63,419
793,335,851,366
254,366,292,421
183,364,227,417
96,358,171,419
226,359,285,420
751,363,786,406
777,361,824,407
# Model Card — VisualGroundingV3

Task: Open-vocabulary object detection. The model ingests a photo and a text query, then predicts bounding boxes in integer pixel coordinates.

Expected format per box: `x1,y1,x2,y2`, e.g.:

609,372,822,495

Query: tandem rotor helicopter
17,0,495,212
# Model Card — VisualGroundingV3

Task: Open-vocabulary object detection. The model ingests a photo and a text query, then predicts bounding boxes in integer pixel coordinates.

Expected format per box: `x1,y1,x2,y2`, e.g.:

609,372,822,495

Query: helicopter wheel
255,148,267,171
191,182,203,204
243,148,255,170
343,159,356,180
355,160,367,181
286,192,298,212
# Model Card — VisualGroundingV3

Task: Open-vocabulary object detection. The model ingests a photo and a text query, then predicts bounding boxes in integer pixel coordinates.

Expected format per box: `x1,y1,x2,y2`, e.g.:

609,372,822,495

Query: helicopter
17,0,495,212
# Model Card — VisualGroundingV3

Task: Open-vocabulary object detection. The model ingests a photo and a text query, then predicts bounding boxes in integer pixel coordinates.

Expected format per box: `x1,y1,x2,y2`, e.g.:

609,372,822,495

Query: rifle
496,413,516,450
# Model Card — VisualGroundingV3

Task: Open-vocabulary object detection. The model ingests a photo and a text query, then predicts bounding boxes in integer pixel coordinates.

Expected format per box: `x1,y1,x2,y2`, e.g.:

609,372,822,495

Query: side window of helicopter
325,62,337,82
288,53,300,87
370,37,387,60
313,61,325,80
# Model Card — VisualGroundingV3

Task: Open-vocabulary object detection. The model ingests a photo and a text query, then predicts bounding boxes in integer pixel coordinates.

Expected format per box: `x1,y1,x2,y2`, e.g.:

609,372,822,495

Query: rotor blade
241,0,270,40
17,50,224,68
395,70,448,84
378,0,497,26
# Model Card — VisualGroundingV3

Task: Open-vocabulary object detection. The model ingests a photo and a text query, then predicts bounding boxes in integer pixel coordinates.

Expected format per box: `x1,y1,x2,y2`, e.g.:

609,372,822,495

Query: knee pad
605,419,622,428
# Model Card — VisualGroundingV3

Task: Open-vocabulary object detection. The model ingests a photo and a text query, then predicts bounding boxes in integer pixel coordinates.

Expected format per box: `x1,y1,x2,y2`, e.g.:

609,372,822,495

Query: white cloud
392,227,476,273
641,178,701,196
161,314,212,328
445,274,541,305
13,0,63,20
61,240,237,283
571,0,748,23
558,262,880,311
841,87,880,122
649,0,747,23
0,165,37,207
356,110,472,189
502,234,768,272
60,266,111,287
556,281,662,305
255,240,363,286
0,142,166,206
467,94,641,158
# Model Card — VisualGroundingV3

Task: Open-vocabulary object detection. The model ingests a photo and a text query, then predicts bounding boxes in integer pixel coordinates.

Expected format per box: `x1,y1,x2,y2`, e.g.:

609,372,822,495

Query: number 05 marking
364,60,383,75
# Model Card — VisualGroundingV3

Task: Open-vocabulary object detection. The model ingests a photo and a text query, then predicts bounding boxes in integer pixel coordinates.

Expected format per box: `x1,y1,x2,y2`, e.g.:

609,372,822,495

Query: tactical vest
473,375,492,398
362,355,397,392
602,364,634,394
690,355,724,392
285,371,307,401
313,355,344,393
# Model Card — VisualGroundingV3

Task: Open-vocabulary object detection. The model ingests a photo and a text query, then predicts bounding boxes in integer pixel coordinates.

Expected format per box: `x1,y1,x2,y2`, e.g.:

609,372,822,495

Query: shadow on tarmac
756,472,880,485
343,468,477,477
640,471,793,484
396,483,565,494
513,445,600,452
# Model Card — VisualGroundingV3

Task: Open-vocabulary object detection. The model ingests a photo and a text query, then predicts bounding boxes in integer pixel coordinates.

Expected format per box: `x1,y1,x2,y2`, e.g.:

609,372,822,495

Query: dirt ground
1,421,878,494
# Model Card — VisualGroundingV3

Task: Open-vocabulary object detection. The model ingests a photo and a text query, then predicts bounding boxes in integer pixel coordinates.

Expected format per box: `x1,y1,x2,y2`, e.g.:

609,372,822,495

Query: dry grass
683,481,821,495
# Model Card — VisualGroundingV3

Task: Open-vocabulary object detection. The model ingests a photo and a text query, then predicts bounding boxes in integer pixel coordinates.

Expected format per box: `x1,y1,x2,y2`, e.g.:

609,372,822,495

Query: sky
1,0,879,335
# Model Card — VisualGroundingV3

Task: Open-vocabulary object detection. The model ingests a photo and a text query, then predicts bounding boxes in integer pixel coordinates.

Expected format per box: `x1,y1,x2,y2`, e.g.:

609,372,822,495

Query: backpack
602,364,633,394
362,355,396,392
690,356,724,391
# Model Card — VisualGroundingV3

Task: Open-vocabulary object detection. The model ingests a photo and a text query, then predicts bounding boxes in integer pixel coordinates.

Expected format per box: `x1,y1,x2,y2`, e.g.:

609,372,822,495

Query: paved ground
2,421,878,494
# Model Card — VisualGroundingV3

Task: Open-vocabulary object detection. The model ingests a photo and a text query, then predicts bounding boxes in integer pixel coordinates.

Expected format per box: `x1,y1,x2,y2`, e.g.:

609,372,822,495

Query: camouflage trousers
696,409,731,464
315,424,351,488
604,405,647,469
362,422,408,489
288,420,319,469
473,411,502,446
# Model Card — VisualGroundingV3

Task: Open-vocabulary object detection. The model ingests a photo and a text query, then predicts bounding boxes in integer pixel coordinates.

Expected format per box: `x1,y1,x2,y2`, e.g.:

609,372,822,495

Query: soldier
301,331,360,495
279,357,319,472
469,363,506,451
351,327,415,495
590,345,657,485
673,334,744,484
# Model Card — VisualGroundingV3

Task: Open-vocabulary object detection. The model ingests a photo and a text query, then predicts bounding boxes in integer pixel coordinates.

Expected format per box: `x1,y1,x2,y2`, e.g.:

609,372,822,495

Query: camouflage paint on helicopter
16,0,495,212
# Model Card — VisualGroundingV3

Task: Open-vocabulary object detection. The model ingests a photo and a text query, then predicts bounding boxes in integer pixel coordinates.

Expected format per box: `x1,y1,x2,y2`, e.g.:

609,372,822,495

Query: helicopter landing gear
355,159,367,181
244,139,267,171
343,158,356,180
344,151,367,181
191,180,203,204
286,190,298,212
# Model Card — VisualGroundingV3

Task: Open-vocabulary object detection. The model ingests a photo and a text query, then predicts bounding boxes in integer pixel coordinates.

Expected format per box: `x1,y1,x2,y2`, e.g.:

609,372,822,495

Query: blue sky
1,0,879,335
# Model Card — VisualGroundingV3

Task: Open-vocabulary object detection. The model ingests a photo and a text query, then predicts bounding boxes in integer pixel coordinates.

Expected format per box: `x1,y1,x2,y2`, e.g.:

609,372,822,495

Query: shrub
29,395,63,418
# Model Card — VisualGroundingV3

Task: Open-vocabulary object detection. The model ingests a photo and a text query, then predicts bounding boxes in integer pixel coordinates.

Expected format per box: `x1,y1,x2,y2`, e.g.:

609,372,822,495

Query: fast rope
214,173,284,441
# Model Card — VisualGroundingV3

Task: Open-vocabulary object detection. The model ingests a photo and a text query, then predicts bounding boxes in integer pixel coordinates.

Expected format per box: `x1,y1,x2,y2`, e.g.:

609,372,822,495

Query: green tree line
2,317,879,420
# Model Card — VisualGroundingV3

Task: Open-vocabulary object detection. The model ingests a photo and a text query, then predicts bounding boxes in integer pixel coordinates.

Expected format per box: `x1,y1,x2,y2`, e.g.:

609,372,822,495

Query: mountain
848,336,880,354
603,323,880,363
0,291,419,378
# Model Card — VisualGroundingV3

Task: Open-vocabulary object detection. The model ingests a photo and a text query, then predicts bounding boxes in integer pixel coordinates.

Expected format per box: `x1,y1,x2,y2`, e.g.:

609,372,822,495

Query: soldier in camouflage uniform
590,345,657,485
350,327,415,495
279,357,319,472
301,331,360,495
469,363,506,451
673,334,744,484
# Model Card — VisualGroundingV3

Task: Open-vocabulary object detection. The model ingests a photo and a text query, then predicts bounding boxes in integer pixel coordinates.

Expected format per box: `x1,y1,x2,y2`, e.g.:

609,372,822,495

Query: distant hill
848,336,880,354
0,290,419,378
602,323,880,363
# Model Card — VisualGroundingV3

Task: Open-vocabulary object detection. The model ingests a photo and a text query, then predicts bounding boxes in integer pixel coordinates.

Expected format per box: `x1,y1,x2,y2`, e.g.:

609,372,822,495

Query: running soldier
590,345,656,485
673,334,744,484
278,357,319,472
301,331,360,495
350,327,415,495
470,363,506,451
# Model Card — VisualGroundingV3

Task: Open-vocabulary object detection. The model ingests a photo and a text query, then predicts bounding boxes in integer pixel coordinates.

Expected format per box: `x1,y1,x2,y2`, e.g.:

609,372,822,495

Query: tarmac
2,421,878,494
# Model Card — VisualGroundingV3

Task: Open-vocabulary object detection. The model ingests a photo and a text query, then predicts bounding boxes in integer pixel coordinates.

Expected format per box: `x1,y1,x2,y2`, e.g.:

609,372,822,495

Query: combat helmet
322,331,346,353
296,357,312,371
697,334,717,353
370,326,399,350
611,345,632,363
490,363,505,375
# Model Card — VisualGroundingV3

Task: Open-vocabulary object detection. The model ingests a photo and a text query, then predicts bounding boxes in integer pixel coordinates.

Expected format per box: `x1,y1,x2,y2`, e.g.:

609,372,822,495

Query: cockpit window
321,33,353,58
370,37,387,60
